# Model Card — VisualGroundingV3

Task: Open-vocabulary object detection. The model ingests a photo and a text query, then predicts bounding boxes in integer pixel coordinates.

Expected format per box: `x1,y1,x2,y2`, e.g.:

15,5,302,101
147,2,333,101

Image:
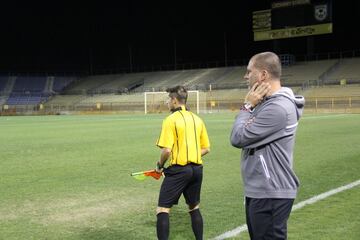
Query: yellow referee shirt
156,106,210,166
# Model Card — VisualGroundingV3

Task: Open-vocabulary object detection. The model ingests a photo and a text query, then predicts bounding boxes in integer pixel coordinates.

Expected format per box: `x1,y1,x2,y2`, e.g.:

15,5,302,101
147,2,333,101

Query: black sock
157,212,169,240
190,209,203,240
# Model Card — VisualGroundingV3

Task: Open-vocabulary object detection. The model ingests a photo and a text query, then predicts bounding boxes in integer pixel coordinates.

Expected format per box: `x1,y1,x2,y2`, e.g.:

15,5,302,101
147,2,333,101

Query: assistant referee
155,85,210,240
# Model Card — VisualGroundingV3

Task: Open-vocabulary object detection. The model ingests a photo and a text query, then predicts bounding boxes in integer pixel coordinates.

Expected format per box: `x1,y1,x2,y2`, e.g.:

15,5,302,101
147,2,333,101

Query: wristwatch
241,102,253,111
156,161,164,170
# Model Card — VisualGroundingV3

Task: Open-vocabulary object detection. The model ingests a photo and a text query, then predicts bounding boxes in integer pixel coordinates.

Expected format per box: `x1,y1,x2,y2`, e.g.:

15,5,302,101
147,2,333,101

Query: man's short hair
252,52,282,79
166,86,188,104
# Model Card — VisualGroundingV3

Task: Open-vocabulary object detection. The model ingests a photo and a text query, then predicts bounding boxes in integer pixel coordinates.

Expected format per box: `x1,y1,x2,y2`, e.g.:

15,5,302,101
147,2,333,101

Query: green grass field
0,113,359,240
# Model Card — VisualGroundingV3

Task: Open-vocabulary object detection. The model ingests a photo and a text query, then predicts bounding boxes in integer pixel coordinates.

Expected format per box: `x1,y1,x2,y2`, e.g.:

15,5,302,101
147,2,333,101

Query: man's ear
260,70,268,81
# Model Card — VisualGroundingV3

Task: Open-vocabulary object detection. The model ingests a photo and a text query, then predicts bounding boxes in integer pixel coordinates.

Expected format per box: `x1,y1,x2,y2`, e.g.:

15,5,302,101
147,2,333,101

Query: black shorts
158,163,203,208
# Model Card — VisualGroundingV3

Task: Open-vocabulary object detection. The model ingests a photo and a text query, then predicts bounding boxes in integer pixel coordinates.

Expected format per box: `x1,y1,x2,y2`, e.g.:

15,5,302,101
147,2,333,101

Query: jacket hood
272,87,305,119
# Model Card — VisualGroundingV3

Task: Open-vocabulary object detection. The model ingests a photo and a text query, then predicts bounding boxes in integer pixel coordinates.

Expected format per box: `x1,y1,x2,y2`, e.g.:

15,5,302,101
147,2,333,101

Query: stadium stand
49,59,339,97
6,76,47,105
281,59,337,86
2,57,360,114
45,95,86,106
92,73,148,94
63,75,118,94
0,76,8,106
75,93,141,104
323,57,360,84
0,75,77,109
0,76,8,92
52,76,77,93
207,89,248,102
302,84,360,98
142,67,247,91
6,93,50,105
2,76,16,94
11,76,46,93
142,70,198,91
209,66,247,89
71,93,145,112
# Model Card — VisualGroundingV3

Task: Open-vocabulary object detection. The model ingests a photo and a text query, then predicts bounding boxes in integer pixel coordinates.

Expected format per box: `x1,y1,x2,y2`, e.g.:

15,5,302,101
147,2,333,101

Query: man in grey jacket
230,52,304,240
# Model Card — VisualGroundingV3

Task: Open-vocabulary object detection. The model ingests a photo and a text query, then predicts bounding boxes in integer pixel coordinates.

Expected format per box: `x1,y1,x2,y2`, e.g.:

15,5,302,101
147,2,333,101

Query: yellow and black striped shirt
156,106,210,166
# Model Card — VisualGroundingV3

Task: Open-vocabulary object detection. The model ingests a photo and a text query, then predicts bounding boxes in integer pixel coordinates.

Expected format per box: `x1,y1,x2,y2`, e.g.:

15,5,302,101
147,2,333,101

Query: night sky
1,1,359,73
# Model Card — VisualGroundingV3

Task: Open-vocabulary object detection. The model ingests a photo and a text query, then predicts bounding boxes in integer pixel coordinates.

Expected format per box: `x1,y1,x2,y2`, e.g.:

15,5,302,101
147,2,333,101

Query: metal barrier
2,96,360,115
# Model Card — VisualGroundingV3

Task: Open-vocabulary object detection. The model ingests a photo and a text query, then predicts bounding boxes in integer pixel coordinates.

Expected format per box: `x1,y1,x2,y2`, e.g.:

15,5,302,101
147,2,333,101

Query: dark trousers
245,197,294,240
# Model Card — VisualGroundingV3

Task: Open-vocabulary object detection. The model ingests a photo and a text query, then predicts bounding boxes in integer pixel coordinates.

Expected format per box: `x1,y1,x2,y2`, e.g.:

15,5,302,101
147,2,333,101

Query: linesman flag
131,170,162,180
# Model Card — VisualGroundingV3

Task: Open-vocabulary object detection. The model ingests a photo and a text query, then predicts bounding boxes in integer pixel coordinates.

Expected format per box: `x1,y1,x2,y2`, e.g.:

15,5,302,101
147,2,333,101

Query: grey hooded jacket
231,87,305,199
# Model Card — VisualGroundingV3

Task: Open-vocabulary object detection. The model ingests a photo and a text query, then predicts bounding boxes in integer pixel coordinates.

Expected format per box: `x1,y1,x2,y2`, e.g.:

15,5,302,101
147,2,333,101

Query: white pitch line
212,179,360,240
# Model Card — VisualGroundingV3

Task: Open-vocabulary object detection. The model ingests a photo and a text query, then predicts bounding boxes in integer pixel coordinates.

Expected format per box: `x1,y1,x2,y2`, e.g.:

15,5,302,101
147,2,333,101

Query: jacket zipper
259,154,270,179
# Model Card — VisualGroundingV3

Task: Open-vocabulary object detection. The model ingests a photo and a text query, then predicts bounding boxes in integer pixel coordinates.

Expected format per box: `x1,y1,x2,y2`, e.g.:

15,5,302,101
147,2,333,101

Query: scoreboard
253,0,332,41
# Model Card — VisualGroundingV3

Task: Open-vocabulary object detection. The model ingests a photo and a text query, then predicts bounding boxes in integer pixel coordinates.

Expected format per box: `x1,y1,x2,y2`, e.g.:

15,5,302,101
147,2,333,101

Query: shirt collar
171,105,187,113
